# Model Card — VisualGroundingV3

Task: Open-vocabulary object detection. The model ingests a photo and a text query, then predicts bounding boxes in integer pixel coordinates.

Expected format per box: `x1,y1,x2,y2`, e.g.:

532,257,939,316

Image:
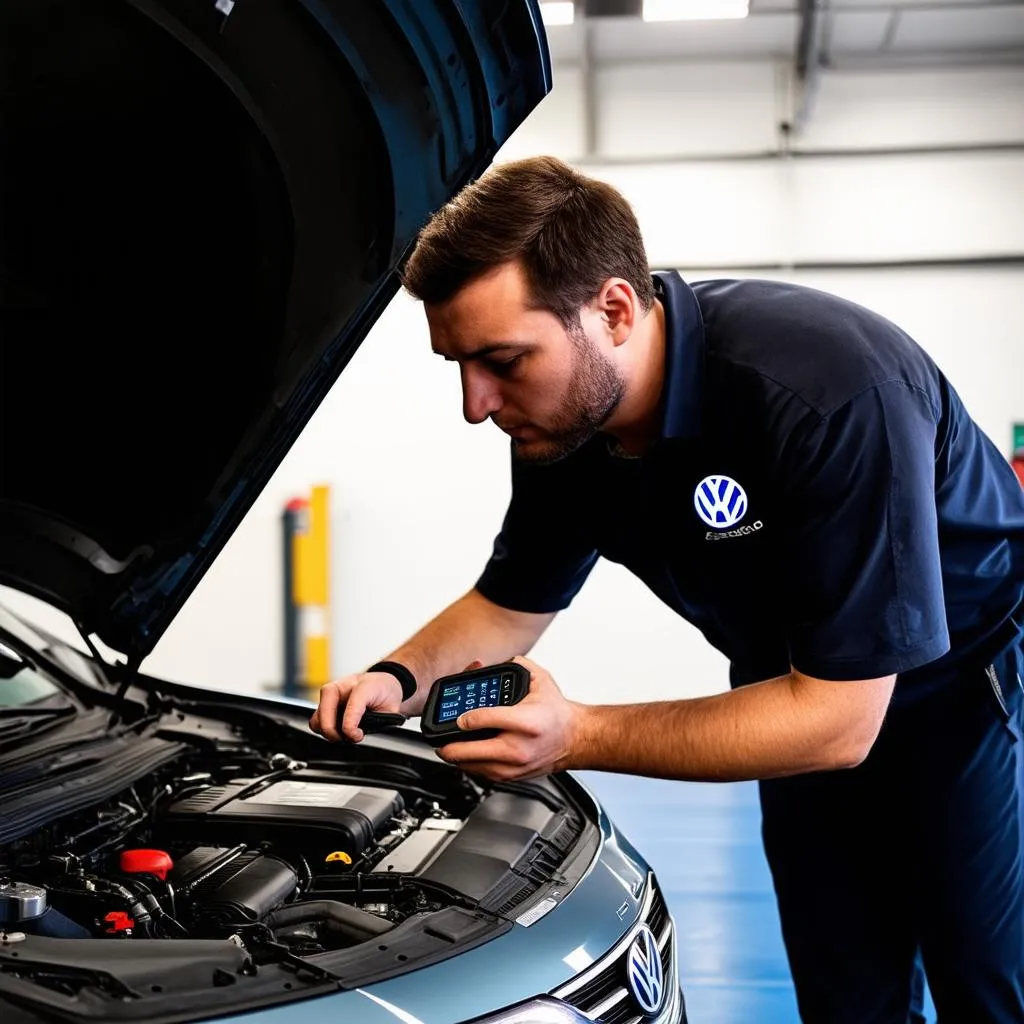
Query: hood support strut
74,622,142,728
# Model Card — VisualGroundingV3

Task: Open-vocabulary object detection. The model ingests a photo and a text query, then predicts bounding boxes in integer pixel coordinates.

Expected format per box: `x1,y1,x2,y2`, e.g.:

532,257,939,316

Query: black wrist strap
367,661,418,702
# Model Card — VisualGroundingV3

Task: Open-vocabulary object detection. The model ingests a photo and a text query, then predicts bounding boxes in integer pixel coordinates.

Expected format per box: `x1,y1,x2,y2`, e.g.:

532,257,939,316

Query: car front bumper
549,871,685,1024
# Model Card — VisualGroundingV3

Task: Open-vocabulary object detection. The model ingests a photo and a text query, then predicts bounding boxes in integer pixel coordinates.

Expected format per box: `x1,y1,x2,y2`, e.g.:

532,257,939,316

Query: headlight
461,996,592,1024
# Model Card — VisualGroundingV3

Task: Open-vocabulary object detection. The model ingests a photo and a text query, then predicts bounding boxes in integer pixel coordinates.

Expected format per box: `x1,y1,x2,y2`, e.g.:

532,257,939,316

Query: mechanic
310,156,1024,1023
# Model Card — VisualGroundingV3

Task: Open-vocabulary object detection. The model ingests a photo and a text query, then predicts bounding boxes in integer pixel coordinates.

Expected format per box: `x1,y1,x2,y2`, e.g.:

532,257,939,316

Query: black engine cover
164,778,404,860
171,847,298,923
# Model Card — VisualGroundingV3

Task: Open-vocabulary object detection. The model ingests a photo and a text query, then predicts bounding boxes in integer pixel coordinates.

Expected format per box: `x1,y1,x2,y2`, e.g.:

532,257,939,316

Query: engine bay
1,748,480,954
0,708,587,972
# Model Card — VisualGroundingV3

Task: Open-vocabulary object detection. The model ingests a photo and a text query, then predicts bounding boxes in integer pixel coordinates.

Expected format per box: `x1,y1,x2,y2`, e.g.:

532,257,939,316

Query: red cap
120,849,174,881
104,911,134,933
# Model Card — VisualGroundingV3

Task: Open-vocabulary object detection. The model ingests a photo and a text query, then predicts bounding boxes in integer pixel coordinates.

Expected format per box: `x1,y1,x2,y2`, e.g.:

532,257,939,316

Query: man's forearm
568,674,883,781
386,589,554,714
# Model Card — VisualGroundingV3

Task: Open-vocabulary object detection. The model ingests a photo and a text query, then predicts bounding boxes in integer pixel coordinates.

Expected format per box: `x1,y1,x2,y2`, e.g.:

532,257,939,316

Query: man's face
426,261,625,464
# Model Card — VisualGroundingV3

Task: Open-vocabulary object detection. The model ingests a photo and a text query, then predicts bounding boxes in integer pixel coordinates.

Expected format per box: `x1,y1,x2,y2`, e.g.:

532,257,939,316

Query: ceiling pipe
783,0,827,139
580,14,599,158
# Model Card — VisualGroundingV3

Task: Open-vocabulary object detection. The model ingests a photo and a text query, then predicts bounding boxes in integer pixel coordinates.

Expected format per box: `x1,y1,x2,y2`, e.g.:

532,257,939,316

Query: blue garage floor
575,772,937,1024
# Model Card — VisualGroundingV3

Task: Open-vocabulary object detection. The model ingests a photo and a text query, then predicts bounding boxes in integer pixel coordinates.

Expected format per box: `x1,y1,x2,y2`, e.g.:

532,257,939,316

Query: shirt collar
652,270,705,440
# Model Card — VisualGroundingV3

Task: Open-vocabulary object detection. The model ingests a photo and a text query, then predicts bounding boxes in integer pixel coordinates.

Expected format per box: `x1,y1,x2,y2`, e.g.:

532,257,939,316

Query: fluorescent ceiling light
540,1,575,26
643,0,749,21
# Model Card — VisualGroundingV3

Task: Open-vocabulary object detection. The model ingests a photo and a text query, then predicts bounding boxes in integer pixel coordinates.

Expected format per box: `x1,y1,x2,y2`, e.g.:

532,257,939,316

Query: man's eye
490,355,523,374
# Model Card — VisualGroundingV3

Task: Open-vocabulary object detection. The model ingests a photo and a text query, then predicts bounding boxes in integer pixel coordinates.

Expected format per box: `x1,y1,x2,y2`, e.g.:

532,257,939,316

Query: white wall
499,61,1024,161
6,61,1022,709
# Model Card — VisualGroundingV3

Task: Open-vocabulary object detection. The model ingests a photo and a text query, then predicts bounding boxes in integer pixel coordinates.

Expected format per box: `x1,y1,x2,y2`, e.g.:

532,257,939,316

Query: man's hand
435,656,581,781
310,672,405,744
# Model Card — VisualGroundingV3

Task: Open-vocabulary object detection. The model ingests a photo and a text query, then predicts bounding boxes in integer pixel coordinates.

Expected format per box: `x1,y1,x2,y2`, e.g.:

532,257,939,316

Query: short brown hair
400,156,654,327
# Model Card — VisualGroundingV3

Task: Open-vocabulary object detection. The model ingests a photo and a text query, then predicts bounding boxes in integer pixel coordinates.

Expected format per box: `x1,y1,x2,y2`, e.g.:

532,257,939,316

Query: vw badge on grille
626,924,664,1016
694,474,747,529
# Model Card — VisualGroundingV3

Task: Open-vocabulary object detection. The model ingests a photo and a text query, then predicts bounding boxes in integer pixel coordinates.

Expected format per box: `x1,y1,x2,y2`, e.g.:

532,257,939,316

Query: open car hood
0,0,550,659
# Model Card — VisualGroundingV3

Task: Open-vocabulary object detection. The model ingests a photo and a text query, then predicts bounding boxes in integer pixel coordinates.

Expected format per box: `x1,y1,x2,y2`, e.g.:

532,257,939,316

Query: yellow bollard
293,484,331,698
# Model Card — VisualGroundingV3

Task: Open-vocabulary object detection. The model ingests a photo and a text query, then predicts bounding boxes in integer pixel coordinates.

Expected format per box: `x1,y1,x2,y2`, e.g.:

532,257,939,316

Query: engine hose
265,900,394,940
116,876,188,937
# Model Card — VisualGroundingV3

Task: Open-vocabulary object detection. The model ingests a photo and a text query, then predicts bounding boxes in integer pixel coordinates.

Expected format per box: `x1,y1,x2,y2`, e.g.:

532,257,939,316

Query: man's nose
461,367,502,425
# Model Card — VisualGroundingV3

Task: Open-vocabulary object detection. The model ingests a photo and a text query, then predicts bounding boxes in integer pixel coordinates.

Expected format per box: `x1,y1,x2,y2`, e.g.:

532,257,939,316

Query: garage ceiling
544,0,1024,67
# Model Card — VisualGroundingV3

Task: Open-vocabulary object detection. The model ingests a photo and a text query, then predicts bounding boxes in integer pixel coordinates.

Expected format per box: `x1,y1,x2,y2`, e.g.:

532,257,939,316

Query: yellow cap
325,851,352,864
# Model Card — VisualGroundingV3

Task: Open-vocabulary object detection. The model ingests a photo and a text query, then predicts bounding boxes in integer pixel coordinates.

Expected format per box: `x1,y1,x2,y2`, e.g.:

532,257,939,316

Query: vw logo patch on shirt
694,475,747,529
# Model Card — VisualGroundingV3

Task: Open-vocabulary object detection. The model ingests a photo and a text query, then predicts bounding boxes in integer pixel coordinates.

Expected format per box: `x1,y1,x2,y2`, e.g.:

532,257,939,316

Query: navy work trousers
759,642,1024,1023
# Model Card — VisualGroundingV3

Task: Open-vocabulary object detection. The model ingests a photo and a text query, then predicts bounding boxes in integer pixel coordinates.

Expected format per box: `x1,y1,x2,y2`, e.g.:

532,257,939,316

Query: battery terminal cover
103,911,134,933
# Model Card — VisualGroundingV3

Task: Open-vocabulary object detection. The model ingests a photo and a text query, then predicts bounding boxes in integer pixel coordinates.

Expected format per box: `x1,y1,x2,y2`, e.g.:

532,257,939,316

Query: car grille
553,874,678,1024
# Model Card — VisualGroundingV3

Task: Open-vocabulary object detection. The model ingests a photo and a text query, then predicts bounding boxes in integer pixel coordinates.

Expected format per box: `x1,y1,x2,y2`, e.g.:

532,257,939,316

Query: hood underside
0,0,550,658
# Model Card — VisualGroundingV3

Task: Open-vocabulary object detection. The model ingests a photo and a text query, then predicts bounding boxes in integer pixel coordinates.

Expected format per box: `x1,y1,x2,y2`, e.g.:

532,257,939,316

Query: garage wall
8,61,1021,709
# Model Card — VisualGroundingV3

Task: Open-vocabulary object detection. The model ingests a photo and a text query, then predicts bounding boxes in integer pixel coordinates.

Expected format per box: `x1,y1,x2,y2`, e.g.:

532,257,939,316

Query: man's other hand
310,672,404,743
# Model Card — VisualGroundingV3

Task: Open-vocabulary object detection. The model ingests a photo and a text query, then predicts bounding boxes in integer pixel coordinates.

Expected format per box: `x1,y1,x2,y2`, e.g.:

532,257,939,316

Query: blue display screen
435,672,517,723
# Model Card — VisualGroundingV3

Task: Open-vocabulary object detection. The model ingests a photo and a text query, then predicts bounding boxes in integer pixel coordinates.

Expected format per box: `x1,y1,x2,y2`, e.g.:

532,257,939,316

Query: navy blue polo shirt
475,271,1024,702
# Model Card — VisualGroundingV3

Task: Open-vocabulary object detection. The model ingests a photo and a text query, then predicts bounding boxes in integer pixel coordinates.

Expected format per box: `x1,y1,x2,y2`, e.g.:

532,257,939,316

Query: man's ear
596,278,639,347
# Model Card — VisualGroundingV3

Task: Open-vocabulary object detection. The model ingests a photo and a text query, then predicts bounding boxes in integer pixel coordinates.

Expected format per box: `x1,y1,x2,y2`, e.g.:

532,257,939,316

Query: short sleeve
779,381,950,680
475,452,599,613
